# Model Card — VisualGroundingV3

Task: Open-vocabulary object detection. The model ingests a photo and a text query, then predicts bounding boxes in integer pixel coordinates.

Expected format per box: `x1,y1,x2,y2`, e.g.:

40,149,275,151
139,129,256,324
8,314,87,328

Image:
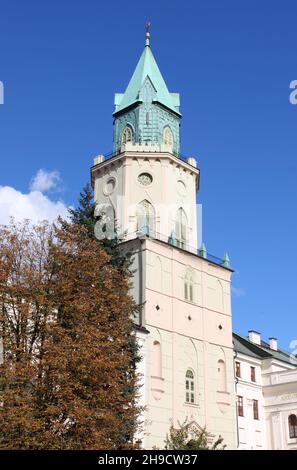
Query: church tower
91,29,237,449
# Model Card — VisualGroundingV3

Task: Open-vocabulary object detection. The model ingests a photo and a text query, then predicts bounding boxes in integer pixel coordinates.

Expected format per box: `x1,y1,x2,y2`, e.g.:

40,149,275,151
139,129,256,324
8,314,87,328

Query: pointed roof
114,45,180,116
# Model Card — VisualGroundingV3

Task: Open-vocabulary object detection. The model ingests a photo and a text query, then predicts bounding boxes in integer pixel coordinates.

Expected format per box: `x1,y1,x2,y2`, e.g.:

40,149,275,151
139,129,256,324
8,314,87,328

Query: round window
103,178,116,195
138,172,153,186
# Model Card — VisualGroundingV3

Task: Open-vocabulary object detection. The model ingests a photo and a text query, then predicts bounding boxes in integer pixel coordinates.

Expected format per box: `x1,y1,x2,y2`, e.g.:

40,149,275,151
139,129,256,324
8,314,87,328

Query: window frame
136,199,155,235
253,399,259,420
289,414,297,439
175,207,187,250
184,269,194,303
121,126,133,146
250,366,256,383
237,395,244,417
185,369,195,404
163,126,173,147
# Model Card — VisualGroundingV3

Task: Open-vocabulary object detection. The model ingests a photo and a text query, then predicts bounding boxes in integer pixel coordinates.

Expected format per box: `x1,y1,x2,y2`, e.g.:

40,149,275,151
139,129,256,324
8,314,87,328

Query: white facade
263,364,297,449
235,354,267,449
234,333,297,450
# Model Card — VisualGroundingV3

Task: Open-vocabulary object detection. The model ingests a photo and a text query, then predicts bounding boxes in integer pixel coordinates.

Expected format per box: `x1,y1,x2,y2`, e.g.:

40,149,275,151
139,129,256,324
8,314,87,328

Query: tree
66,183,129,269
67,183,96,238
66,183,142,445
164,420,226,450
0,220,140,449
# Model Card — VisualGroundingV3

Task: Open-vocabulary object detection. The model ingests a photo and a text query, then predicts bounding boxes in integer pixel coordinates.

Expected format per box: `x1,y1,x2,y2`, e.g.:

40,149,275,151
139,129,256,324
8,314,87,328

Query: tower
91,28,199,251
91,30,237,449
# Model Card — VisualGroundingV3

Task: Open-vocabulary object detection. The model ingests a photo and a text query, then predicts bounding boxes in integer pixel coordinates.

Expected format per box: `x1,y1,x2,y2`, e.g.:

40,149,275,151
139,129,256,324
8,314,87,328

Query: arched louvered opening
121,126,133,146
184,268,194,302
136,200,155,236
163,126,173,148
175,207,187,249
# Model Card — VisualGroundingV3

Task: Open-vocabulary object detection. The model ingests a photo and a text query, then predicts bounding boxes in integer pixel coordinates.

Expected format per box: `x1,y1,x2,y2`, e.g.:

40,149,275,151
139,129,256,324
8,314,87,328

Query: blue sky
0,0,296,350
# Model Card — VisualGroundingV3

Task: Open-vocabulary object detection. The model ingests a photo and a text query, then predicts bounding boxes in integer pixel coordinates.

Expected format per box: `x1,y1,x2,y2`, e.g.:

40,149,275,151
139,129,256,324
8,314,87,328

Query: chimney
248,330,261,345
94,155,105,165
269,337,278,351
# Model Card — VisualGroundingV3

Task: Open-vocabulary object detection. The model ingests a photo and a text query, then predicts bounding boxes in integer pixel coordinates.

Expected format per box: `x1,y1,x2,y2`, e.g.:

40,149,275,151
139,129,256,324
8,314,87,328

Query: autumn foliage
0,220,140,449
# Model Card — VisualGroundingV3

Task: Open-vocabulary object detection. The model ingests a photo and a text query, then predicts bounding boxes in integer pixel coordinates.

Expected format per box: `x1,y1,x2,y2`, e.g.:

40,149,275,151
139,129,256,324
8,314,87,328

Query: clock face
138,172,153,186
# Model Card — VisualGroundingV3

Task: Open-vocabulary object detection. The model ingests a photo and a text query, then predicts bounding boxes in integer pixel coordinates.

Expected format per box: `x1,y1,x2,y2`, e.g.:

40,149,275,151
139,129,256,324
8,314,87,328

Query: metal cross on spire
145,20,151,46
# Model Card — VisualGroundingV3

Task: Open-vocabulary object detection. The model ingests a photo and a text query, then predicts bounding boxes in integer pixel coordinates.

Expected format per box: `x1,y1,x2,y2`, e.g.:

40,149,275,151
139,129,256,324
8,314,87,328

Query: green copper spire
114,44,180,115
199,243,207,259
222,252,231,268
113,28,181,154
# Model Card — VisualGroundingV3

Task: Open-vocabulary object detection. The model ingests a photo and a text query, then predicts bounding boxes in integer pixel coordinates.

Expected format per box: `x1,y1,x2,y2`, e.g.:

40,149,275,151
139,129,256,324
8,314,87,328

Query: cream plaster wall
141,238,236,449
92,150,199,249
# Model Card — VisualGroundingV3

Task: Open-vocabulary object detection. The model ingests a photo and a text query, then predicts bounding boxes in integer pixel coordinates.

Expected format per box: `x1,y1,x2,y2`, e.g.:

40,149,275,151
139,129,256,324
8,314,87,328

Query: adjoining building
234,331,297,450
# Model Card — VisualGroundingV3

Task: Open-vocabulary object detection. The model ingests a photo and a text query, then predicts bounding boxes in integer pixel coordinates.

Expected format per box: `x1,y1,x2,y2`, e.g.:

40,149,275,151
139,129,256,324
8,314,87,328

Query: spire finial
145,20,151,46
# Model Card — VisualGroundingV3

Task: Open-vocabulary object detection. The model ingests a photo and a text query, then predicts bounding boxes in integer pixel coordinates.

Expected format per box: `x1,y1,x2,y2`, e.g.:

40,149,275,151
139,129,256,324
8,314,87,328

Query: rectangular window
235,361,241,378
251,366,256,382
184,283,188,300
253,400,259,420
237,396,244,417
189,284,193,302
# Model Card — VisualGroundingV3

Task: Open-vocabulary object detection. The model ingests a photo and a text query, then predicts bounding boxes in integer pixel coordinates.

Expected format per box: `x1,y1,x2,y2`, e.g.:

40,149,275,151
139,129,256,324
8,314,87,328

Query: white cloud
0,169,70,225
30,169,62,193
231,286,246,298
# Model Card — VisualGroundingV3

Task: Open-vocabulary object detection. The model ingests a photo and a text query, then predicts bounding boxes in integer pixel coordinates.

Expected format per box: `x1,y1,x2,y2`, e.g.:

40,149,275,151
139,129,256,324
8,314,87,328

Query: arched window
185,369,195,404
289,414,297,438
163,127,173,147
94,204,115,240
184,268,194,302
121,126,133,146
152,340,162,378
217,359,227,392
137,200,155,236
175,207,187,249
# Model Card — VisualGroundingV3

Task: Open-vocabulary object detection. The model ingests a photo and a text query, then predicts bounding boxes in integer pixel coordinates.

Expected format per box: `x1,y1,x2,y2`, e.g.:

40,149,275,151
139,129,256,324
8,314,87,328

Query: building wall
234,351,297,450
92,150,199,249
235,354,267,449
263,368,297,450
139,238,236,449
